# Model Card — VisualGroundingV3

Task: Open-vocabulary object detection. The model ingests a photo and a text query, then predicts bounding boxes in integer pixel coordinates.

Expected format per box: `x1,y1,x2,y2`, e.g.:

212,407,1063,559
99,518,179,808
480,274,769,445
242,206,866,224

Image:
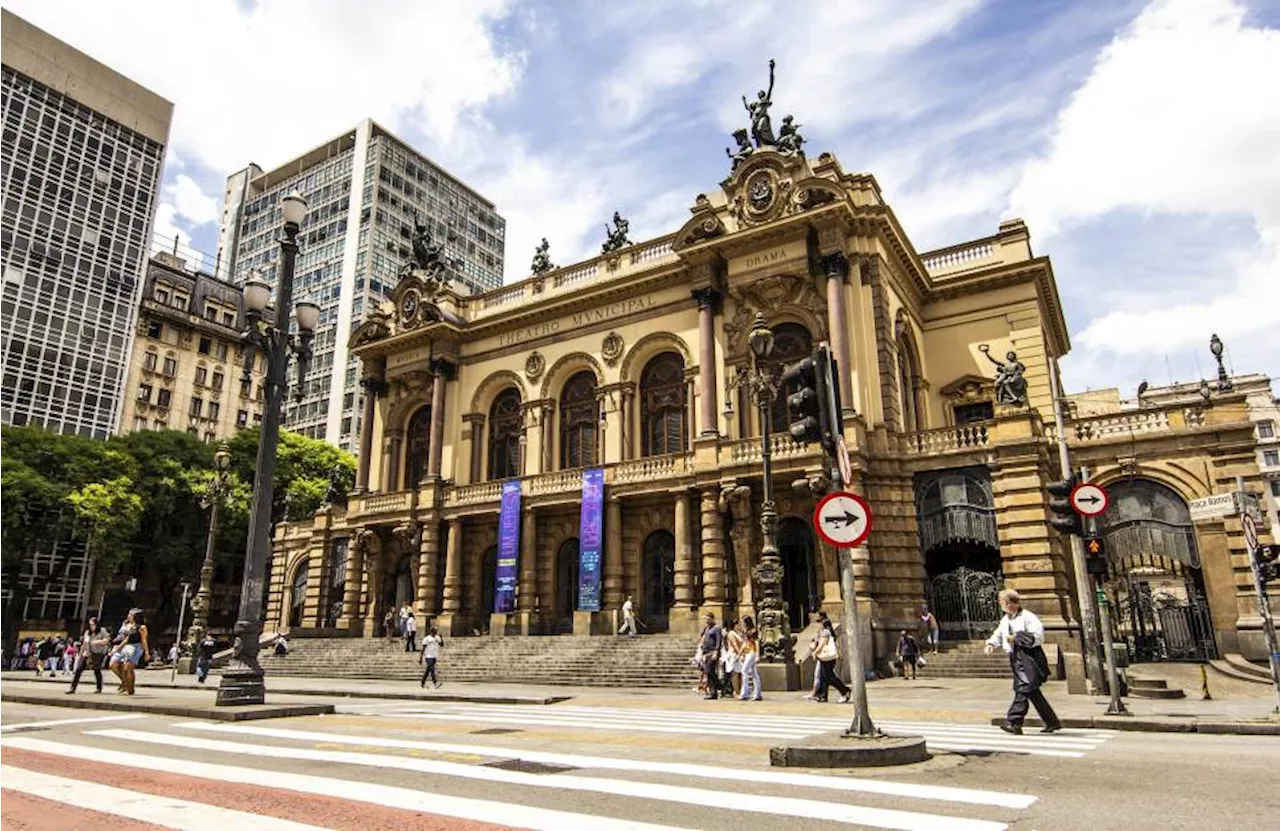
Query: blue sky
6,0,1278,395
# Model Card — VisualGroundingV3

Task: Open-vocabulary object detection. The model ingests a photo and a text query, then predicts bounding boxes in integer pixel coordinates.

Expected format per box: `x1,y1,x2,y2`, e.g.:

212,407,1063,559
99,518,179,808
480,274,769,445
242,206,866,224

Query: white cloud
165,174,220,227
5,0,525,174
1007,0,1280,379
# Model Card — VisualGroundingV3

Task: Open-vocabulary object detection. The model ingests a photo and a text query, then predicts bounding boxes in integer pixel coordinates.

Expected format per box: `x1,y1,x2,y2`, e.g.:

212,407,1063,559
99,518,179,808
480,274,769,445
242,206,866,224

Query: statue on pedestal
979,344,1028,407
743,58,777,147
601,212,631,254
531,237,555,276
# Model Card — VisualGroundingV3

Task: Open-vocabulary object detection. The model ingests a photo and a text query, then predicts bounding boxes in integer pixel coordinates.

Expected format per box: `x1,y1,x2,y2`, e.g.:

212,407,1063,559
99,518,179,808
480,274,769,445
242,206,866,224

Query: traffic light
783,356,823,445
1084,535,1107,575
1256,545,1280,582
1047,474,1082,536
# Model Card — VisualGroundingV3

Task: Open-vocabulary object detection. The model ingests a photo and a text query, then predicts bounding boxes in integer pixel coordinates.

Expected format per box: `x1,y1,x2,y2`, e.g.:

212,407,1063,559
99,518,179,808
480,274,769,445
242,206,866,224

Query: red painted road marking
0,789,168,831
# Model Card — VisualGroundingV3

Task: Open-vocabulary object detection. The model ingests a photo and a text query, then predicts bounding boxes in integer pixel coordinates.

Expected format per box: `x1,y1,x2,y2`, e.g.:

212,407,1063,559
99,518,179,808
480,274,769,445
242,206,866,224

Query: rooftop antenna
172,234,179,256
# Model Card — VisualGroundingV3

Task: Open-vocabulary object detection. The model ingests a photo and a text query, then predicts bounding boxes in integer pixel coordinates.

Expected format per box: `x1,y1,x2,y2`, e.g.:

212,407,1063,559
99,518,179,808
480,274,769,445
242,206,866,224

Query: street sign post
1070,482,1109,517
812,491,873,549
834,434,853,489
1237,472,1280,715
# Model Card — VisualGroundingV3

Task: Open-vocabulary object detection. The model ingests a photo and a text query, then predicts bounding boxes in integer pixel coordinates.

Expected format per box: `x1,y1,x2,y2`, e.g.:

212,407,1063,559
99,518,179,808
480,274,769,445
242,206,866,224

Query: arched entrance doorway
1100,479,1216,662
479,545,498,625
642,530,675,632
778,517,818,631
380,554,414,631
916,468,1003,640
555,538,580,633
288,560,309,628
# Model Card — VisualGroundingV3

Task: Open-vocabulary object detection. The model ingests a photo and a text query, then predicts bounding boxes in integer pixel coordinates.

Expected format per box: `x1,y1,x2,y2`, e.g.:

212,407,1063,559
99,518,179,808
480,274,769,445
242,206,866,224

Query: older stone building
266,142,1274,670
119,251,267,440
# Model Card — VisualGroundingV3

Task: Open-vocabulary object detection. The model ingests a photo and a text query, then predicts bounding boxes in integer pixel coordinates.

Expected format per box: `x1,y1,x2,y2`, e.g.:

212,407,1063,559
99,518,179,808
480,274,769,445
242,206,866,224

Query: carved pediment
939,374,994,402
672,211,726,252
722,272,827,358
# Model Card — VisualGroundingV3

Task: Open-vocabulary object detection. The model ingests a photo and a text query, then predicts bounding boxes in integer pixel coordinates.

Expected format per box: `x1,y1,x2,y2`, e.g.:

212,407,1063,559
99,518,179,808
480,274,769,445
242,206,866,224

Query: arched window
560,370,598,469
769,323,813,433
1100,479,1199,567
488,388,522,480
404,406,432,488
640,352,686,456
288,560,309,627
898,336,920,433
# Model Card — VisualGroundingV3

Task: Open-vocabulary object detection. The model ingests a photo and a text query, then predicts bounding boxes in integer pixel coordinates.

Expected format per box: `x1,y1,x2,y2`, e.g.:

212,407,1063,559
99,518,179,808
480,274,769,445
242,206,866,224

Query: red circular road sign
1070,482,1110,517
812,491,873,548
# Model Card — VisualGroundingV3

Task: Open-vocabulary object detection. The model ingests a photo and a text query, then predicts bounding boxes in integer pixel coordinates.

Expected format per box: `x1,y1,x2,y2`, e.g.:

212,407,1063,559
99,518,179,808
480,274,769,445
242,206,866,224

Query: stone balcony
900,423,991,457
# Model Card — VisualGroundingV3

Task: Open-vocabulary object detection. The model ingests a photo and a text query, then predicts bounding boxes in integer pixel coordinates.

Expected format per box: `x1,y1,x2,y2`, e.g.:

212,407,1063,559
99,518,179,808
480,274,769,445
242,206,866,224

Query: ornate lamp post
187,442,232,652
744,313,793,664
1209,333,1232,392
217,192,318,706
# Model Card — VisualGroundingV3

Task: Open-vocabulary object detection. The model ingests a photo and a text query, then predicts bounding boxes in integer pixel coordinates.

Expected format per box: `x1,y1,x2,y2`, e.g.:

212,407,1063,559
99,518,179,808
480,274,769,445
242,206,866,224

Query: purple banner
577,467,605,611
494,480,522,614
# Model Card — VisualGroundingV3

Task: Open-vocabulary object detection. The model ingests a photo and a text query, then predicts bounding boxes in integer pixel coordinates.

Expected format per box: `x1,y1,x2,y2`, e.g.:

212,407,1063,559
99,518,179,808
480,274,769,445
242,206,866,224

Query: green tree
67,477,144,578
225,427,355,523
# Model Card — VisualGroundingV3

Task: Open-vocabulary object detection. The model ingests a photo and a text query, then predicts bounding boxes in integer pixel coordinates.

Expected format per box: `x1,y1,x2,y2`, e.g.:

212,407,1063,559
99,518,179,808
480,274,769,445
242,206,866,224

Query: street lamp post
187,442,232,654
745,314,793,665
1209,333,1232,392
216,192,318,706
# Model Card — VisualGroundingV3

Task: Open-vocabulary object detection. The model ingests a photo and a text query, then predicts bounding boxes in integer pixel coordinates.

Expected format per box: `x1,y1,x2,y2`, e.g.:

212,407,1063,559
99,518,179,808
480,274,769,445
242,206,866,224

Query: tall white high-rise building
217,120,505,452
1,9,173,439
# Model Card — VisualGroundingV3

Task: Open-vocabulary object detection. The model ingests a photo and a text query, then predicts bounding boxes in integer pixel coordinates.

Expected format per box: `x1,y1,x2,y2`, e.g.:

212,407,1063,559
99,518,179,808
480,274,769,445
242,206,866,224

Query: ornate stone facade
268,148,1274,668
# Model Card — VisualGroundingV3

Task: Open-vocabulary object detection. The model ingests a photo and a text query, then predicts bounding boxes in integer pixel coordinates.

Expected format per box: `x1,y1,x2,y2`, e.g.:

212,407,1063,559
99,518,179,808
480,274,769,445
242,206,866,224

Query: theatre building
266,143,1274,672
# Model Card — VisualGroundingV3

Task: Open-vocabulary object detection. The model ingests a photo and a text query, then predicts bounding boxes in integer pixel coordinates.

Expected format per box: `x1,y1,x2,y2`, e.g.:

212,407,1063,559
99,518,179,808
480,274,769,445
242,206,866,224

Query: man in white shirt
419,627,444,688
617,596,637,638
985,588,1062,735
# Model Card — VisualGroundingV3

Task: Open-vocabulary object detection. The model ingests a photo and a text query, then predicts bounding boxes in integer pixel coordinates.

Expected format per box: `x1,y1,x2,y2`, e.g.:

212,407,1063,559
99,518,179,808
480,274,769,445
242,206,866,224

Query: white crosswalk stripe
341,702,1113,758
4,724,1036,831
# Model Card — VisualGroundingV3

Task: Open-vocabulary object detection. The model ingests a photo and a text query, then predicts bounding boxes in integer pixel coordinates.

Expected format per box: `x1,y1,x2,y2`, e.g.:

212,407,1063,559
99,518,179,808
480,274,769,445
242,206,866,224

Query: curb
3,674,569,706
1,691,334,722
988,715,1280,736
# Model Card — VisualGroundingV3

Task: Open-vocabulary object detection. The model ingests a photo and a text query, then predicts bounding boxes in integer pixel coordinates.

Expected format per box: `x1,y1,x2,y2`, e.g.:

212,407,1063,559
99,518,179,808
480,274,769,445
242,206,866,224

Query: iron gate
1115,576,1217,662
928,567,1003,640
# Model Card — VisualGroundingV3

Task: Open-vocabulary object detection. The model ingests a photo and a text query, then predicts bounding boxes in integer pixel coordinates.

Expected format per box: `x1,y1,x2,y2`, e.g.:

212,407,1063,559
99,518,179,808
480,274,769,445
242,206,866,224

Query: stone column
700,487,727,609
416,520,440,618
821,252,855,417
341,534,365,630
437,520,465,636
385,430,403,492
518,508,537,613
463,415,485,484
674,491,695,608
621,386,636,461
355,367,386,491
541,402,555,473
692,288,720,437
428,359,453,478
604,498,624,608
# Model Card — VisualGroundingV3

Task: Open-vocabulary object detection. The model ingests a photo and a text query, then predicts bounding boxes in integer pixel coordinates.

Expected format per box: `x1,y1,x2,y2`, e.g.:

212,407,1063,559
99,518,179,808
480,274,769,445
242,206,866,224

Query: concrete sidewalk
0,681,332,721
5,669,1277,734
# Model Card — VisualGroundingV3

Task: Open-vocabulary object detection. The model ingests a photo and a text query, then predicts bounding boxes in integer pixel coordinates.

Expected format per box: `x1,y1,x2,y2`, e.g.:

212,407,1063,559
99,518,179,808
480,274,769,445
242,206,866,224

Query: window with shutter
488,388,522,480
640,352,686,457
560,371,598,469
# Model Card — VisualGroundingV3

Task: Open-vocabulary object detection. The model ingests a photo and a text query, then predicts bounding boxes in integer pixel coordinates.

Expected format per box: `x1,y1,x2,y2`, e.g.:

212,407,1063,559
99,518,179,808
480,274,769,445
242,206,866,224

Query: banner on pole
494,480,522,614
577,467,605,611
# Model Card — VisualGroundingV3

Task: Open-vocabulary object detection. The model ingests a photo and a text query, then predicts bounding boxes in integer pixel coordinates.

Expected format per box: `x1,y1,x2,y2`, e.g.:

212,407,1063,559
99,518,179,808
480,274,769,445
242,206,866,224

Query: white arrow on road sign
1070,482,1110,517
813,491,873,548
1243,512,1259,552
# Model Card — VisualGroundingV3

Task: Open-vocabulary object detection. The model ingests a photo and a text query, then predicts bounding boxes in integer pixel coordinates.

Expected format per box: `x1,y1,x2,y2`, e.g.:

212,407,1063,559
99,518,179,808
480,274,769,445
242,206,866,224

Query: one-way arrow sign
1070,482,1110,517
813,491,873,548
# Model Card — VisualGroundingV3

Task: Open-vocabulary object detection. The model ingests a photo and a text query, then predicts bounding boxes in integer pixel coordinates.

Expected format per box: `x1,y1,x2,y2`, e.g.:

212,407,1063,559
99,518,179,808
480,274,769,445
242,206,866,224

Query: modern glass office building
218,119,505,452
1,9,172,440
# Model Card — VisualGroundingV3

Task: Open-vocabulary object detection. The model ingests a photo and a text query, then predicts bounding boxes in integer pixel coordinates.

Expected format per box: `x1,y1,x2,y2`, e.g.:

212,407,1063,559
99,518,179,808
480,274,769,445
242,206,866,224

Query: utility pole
171,582,190,684
1048,360,1104,693
1081,466,1128,716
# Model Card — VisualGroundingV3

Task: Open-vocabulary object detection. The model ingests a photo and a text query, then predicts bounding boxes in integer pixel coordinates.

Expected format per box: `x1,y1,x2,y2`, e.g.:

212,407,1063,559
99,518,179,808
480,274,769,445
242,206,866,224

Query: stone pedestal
667,608,706,635
573,610,619,636
434,613,469,638
759,659,801,692
770,733,928,768
491,611,540,637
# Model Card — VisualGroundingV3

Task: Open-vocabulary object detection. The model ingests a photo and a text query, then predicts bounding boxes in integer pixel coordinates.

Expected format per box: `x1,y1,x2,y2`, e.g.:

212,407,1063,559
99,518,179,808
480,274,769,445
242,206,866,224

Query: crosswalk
1,715,1049,831
340,701,1115,759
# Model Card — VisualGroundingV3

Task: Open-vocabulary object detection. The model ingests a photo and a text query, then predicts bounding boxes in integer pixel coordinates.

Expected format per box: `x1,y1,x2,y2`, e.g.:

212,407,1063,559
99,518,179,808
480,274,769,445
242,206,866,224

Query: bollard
1201,663,1212,701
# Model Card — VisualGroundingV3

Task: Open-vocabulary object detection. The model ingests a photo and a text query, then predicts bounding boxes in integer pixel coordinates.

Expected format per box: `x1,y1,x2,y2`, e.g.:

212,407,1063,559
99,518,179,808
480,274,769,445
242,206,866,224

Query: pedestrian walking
896,630,920,680
419,626,444,687
51,637,66,675
34,636,54,676
403,610,417,653
811,619,851,703
167,642,180,667
617,595,638,638
919,606,940,654
195,633,216,683
66,617,109,694
985,589,1062,734
738,624,762,701
383,609,396,641
108,609,150,695
398,602,412,637
62,639,78,674
699,613,724,700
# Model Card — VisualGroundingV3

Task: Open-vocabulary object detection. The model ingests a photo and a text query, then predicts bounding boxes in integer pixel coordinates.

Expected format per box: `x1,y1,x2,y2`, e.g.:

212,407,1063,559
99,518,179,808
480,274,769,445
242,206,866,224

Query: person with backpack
34,636,54,676
195,633,217,683
67,617,109,694
985,589,1062,734
896,630,921,680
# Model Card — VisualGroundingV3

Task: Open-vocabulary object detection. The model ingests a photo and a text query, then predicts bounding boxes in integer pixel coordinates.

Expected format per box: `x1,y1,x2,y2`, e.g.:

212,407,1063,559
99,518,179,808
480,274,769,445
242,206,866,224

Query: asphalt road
1,696,1272,830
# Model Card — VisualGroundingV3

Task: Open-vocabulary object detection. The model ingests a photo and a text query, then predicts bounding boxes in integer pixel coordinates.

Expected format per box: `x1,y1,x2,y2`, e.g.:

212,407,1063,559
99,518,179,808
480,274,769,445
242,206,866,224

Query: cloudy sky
6,0,1278,395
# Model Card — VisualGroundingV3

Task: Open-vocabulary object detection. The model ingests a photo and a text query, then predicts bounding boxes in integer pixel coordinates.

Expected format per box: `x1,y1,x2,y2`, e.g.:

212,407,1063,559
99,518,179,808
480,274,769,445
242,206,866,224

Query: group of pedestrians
693,613,762,701
58,609,151,695
10,633,79,674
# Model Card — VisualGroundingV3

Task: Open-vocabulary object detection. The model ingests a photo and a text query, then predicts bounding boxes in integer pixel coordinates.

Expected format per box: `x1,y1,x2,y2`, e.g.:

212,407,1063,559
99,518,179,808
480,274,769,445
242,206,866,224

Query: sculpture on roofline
531,237,555,276
601,211,631,254
979,344,1028,407
743,58,777,147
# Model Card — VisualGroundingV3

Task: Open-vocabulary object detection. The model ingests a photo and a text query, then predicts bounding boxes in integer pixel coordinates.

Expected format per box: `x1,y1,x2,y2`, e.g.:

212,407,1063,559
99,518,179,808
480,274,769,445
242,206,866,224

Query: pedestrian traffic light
1255,545,1280,582
1047,474,1082,536
1084,535,1107,575
783,356,823,445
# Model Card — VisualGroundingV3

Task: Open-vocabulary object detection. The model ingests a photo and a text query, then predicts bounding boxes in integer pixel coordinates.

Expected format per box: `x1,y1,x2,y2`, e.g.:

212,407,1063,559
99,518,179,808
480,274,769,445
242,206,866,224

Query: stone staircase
912,640,1012,679
1127,676,1186,699
261,633,703,689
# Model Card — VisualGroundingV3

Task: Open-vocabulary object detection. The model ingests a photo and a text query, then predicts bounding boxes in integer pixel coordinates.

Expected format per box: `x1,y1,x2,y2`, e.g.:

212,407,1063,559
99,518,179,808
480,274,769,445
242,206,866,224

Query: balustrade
727,434,813,464
613,453,688,483
526,469,583,496
359,491,411,514
905,423,990,455
921,242,995,274
444,480,503,507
